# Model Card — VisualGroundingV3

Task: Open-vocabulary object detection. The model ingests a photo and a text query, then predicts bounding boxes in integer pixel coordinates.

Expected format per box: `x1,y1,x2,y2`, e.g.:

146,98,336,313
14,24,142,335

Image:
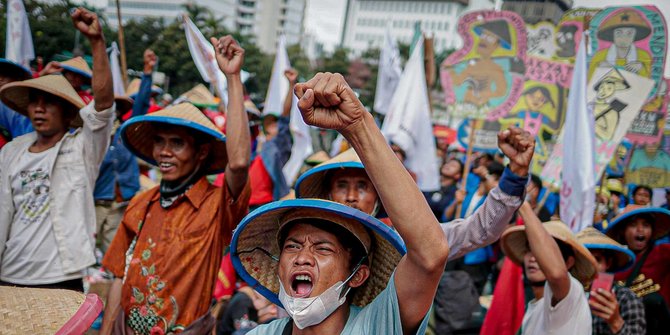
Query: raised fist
285,68,298,84
143,49,157,73
294,72,367,134
71,7,103,40
210,35,245,76
497,127,535,176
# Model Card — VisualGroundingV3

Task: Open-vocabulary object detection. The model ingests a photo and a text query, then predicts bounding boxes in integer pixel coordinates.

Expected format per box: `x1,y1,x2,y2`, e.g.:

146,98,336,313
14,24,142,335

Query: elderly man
0,8,114,290
100,35,251,334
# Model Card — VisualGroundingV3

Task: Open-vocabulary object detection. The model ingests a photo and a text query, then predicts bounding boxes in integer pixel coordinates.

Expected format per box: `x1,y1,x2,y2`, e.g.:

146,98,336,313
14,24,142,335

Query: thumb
210,37,219,48
297,89,315,116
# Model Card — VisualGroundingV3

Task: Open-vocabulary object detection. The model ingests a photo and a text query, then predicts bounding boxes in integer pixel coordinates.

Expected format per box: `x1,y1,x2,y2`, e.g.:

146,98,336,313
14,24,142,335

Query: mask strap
339,254,368,299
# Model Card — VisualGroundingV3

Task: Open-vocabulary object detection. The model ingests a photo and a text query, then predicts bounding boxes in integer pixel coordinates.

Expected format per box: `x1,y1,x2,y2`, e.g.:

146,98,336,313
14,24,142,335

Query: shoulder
246,318,290,335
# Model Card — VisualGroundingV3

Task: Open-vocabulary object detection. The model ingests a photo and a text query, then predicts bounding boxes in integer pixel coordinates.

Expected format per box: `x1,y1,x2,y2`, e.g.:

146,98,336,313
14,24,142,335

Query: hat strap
339,254,369,300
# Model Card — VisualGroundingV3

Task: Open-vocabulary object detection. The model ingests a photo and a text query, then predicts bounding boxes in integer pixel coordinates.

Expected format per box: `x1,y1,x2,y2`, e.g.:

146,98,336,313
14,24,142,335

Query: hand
39,61,62,76
294,72,368,134
211,35,245,76
625,61,643,74
454,189,465,204
285,68,298,84
143,49,157,74
71,7,103,40
498,127,534,176
589,288,624,333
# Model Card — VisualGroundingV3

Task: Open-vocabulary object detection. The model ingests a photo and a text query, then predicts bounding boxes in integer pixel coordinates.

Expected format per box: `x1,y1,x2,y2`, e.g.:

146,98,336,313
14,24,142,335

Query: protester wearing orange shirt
100,35,251,335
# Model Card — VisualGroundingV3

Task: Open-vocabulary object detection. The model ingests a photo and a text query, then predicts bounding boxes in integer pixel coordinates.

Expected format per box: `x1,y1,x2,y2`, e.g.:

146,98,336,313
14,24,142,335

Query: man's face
262,116,279,141
633,188,651,206
597,81,617,100
278,223,354,299
590,250,612,273
613,27,637,48
329,169,378,214
523,251,547,283
152,127,208,182
525,90,548,111
63,71,86,91
440,160,462,181
27,93,70,137
477,29,501,56
624,217,652,253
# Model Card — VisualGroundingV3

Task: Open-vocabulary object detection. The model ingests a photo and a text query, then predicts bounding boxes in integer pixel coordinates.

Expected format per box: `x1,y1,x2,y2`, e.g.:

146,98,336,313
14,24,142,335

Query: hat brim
0,59,32,80
0,79,85,128
120,114,228,174
294,162,388,218
501,224,597,286
230,199,405,308
605,207,670,242
583,243,635,273
60,65,92,81
115,96,134,114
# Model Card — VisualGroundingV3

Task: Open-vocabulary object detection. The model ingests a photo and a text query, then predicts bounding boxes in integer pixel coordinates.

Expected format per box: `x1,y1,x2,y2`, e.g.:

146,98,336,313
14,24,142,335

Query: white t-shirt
2,146,81,284
522,274,592,335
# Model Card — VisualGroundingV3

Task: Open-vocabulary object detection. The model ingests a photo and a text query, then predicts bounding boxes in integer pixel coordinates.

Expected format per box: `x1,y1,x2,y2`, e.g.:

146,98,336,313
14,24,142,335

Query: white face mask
278,278,350,329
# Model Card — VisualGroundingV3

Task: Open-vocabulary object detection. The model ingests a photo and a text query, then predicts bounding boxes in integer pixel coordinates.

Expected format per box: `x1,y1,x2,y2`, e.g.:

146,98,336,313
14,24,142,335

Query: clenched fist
497,127,534,176
71,7,103,40
210,35,245,76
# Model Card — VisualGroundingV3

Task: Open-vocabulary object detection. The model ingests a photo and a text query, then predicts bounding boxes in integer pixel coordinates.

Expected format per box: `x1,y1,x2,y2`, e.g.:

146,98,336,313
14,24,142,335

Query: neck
31,131,67,153
441,178,455,188
292,304,350,335
616,46,631,58
531,285,545,301
634,246,649,256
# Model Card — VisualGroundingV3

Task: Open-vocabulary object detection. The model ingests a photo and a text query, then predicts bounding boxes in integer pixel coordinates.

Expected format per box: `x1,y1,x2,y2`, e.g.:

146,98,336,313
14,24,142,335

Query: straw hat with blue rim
59,56,92,83
576,227,635,273
120,102,228,174
230,199,405,308
604,205,670,242
0,58,33,80
0,75,86,127
294,149,387,217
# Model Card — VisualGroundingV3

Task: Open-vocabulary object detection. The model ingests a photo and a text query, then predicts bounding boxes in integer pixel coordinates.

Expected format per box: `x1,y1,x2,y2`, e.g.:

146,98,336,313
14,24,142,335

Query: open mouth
291,273,313,298
634,235,647,242
158,162,175,173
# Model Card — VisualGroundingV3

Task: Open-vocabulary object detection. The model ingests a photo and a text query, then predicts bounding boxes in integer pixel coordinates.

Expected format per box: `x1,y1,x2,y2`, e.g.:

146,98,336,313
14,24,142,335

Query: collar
150,176,210,209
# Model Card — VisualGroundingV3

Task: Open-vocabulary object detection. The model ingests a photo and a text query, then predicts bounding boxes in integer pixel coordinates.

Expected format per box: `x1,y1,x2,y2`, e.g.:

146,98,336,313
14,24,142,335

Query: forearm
223,73,250,196
282,83,295,117
90,38,114,111
131,74,153,117
100,278,123,335
443,201,458,221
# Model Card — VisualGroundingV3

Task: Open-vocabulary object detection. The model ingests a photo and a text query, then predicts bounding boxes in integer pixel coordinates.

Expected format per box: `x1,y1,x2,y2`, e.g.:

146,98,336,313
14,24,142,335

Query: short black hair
530,174,543,190
633,185,652,197
486,161,505,180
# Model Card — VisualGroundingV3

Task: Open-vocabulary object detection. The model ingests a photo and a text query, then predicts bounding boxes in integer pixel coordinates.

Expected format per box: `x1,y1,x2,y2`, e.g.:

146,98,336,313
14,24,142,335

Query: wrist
225,72,241,80
608,315,624,333
88,36,106,46
143,66,153,75
341,112,375,143
509,163,528,177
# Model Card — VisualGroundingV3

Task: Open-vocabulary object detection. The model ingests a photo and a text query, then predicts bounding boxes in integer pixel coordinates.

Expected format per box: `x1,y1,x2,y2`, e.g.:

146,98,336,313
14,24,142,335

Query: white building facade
341,0,495,53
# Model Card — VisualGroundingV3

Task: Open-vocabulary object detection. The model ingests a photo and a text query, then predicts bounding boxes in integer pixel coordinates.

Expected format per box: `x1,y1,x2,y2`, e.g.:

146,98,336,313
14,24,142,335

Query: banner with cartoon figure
626,79,669,145
626,137,670,188
527,22,557,60
554,8,600,62
588,6,667,98
440,10,527,120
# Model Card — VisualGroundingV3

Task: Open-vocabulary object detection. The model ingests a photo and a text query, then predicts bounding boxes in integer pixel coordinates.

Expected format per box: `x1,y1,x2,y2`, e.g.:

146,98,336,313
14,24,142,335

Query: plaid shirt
592,285,646,335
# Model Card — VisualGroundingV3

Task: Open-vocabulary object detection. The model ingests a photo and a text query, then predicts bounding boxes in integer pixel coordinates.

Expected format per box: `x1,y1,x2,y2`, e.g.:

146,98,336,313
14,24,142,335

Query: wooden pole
456,118,480,218
116,0,129,87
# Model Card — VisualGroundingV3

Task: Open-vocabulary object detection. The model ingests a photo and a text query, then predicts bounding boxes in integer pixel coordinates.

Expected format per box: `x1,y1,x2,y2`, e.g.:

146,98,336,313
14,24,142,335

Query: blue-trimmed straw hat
576,227,635,273
294,149,387,217
59,57,92,82
126,78,163,99
230,199,405,308
604,205,670,243
0,58,32,80
120,102,227,174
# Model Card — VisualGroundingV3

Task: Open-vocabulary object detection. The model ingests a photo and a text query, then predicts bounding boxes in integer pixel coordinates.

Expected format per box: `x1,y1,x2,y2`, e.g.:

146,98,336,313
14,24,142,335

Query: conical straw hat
120,102,228,174
605,205,670,242
115,95,134,113
501,221,598,286
180,84,218,108
598,9,651,42
60,56,92,80
126,78,163,98
0,74,86,127
576,227,635,273
0,58,32,80
230,199,405,308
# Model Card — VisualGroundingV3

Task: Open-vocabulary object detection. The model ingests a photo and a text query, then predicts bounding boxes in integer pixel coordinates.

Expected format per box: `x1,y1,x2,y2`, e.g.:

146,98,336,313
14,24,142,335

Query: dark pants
0,278,84,292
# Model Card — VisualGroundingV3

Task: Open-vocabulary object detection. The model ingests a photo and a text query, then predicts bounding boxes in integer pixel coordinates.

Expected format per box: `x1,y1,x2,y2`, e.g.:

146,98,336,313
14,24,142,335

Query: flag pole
115,0,129,87
457,118,480,218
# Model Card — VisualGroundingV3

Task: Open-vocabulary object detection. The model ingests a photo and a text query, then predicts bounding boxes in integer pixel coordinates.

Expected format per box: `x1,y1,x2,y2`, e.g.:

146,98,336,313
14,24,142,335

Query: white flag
560,37,596,232
183,15,228,105
381,37,439,191
282,94,313,184
6,0,34,68
109,42,125,96
264,36,290,116
374,28,402,115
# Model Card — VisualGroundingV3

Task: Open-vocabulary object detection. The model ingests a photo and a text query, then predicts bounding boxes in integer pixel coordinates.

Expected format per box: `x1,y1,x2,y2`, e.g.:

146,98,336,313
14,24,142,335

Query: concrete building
502,0,573,24
105,0,306,54
340,0,496,54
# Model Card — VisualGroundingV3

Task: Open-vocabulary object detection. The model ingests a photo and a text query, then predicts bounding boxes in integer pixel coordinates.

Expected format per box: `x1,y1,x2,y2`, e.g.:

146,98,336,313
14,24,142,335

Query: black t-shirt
423,185,458,220
217,291,258,335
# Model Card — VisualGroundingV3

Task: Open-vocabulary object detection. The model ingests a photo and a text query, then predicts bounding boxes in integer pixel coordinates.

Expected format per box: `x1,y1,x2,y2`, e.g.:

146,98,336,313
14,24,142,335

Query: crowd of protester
1,8,670,335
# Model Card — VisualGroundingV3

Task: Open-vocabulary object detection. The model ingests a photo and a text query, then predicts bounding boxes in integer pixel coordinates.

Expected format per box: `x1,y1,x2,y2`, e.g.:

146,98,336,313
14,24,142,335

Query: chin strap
159,164,203,206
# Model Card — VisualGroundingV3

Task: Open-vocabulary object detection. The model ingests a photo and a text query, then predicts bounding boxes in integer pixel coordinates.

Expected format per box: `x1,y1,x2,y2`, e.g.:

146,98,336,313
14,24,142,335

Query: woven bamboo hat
501,221,598,286
230,199,405,308
304,151,330,166
60,56,92,81
181,84,218,109
598,9,651,42
294,149,387,217
115,95,134,113
126,78,163,99
0,58,32,80
604,205,670,242
576,227,635,273
0,74,86,127
0,286,102,333
120,102,228,174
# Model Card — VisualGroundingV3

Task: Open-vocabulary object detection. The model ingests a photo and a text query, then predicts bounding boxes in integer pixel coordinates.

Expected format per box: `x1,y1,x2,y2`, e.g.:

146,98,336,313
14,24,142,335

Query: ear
565,255,576,271
347,264,370,289
197,143,211,163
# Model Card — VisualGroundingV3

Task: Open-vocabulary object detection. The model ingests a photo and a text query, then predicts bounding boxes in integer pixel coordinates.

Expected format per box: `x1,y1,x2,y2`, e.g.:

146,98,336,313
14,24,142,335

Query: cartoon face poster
626,79,669,145
527,22,557,60
554,8,600,62
588,6,667,98
440,10,527,120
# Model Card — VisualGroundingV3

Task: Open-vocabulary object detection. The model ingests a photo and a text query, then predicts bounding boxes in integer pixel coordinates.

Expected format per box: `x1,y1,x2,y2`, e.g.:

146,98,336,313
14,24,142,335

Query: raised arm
295,73,449,334
282,68,298,117
131,49,157,117
71,8,113,111
518,202,571,304
212,35,250,199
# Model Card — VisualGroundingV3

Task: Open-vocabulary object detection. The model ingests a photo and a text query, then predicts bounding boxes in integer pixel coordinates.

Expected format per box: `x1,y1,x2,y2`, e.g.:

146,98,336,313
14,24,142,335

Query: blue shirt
0,101,33,139
259,116,293,200
247,273,429,334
